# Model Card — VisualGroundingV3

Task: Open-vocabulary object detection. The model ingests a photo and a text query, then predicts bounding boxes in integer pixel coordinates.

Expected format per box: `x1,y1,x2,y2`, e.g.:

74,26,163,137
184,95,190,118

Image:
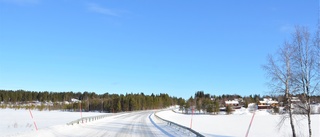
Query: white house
71,98,80,103
225,100,239,106
258,98,278,109
225,100,239,107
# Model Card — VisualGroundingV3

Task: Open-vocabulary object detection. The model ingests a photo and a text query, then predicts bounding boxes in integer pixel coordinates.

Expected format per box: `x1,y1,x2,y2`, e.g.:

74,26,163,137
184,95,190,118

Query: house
30,100,42,106
291,97,301,103
311,103,320,114
258,98,278,109
225,99,241,109
225,100,239,106
71,98,80,103
64,101,70,105
290,96,309,114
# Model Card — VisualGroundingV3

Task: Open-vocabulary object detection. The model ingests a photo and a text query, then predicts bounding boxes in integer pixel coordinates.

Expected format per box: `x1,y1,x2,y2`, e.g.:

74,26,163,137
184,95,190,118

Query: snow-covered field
0,109,107,137
157,108,320,137
0,109,177,137
1,108,319,137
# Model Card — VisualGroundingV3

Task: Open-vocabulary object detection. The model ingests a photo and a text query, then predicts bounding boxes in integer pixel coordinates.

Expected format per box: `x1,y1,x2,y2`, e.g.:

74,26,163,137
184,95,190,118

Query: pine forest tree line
0,90,177,112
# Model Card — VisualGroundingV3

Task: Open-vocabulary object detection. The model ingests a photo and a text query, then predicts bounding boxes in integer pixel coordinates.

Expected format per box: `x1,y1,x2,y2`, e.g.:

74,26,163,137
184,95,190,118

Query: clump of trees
263,26,320,137
178,91,222,114
0,90,178,112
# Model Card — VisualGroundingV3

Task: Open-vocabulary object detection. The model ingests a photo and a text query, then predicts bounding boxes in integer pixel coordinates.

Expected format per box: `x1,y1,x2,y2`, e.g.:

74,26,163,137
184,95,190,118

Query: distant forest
0,90,179,112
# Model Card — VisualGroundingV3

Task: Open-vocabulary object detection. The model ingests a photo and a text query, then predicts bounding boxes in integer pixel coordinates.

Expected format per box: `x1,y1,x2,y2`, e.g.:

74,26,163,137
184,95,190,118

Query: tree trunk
289,111,296,137
307,97,312,137
288,96,296,137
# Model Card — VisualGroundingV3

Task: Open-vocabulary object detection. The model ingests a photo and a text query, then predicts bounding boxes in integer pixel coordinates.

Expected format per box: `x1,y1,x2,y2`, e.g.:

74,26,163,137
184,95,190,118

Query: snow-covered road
100,111,168,137
11,110,173,137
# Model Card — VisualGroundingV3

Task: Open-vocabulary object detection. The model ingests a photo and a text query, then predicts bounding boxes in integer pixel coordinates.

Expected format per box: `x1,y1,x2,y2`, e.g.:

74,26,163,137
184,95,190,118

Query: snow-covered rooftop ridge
291,97,301,102
71,98,80,102
259,98,278,104
225,100,239,104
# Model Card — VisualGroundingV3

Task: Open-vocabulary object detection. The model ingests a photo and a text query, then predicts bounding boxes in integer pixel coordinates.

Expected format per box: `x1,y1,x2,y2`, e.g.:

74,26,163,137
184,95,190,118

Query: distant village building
311,103,320,114
258,98,278,109
71,98,80,103
291,97,301,103
30,100,42,106
290,96,311,114
225,100,239,106
64,101,70,105
225,99,241,109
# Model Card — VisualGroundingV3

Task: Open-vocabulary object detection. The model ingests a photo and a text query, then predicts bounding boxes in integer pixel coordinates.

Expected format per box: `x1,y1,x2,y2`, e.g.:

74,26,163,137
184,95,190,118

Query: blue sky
0,0,319,99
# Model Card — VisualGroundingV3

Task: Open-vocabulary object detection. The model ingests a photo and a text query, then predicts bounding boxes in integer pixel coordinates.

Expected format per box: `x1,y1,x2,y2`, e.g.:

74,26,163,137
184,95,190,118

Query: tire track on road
115,112,141,137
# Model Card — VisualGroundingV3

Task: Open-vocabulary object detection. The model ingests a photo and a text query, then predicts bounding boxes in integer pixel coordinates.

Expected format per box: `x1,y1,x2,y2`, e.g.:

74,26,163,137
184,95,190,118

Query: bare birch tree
263,42,297,137
315,27,320,80
291,26,320,137
265,26,320,137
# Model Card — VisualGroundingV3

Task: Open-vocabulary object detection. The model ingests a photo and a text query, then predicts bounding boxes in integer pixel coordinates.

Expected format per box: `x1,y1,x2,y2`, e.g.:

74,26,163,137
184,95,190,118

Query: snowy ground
0,109,108,137
0,109,180,137
157,108,320,137
1,108,319,137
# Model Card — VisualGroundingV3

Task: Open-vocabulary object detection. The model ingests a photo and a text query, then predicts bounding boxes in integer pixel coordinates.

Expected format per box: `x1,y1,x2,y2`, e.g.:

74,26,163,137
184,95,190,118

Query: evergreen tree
226,105,232,115
213,101,220,115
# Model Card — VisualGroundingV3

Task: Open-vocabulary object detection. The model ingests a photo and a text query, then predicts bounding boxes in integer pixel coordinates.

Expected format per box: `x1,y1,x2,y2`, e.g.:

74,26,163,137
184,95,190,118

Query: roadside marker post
190,107,194,129
245,107,257,137
28,109,38,131
80,102,83,123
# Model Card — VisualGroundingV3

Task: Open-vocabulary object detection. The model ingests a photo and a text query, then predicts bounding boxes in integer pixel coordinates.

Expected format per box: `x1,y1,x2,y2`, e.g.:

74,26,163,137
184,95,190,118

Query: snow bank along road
157,109,320,137
8,110,178,137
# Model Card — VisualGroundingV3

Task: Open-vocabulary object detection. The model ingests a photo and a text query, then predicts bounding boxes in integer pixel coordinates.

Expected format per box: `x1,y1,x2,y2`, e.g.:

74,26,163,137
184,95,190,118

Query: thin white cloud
87,3,119,17
0,0,40,5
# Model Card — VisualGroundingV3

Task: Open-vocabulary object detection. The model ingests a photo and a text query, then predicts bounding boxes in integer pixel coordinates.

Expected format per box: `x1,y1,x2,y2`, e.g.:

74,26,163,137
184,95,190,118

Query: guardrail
66,114,114,125
66,110,144,125
154,112,205,137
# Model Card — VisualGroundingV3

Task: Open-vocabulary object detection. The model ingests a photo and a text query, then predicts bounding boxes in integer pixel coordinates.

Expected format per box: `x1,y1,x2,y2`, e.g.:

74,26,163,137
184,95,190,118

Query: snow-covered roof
225,100,239,104
291,97,300,102
259,98,278,104
71,98,80,102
